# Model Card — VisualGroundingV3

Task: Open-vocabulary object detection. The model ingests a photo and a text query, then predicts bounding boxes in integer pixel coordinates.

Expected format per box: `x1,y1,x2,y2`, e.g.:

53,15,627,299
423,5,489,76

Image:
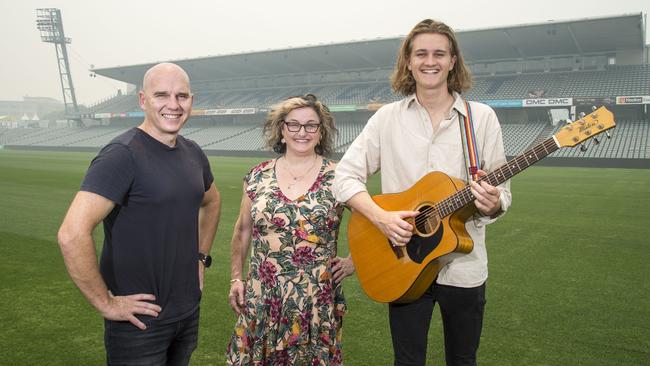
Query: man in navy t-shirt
58,62,221,365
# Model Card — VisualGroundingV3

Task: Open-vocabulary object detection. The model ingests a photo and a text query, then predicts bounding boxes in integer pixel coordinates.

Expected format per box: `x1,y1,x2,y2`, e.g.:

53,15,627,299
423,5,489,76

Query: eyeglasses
283,121,320,133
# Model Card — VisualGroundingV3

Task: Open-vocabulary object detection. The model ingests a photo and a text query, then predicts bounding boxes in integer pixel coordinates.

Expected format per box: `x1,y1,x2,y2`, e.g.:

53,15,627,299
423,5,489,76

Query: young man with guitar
334,19,512,365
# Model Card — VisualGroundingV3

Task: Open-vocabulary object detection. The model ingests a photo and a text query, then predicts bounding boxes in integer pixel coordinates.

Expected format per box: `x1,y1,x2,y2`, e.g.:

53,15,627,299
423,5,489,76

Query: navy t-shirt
81,128,213,325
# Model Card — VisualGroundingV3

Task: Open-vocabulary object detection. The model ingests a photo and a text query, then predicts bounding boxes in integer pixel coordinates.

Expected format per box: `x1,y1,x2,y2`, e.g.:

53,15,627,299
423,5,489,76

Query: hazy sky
1,0,648,106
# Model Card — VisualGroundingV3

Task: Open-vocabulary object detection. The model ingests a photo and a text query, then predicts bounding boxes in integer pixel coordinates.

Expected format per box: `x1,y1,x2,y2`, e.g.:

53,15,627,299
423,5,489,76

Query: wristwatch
198,252,212,268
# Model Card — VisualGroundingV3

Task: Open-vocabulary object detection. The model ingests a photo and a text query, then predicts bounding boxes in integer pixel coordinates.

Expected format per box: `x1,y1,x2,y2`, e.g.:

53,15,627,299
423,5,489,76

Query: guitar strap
458,100,481,182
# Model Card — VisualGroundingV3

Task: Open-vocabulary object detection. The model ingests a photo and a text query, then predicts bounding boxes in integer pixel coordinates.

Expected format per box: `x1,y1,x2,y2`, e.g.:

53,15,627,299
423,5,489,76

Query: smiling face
407,33,457,93
281,106,321,156
139,63,193,143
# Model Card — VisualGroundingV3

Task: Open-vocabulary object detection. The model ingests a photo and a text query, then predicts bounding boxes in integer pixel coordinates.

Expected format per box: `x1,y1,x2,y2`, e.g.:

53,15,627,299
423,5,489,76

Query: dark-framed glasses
284,121,320,133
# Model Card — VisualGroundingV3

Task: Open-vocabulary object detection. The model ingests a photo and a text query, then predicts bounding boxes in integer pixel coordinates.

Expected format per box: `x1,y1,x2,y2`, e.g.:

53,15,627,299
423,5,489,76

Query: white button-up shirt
334,92,512,287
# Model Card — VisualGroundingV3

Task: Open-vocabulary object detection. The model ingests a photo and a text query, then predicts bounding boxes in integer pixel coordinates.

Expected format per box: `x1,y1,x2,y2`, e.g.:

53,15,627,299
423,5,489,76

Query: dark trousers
389,282,486,366
104,307,200,366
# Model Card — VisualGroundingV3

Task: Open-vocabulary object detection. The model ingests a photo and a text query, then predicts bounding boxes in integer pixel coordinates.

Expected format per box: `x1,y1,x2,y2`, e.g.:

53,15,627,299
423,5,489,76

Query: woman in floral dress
226,94,355,365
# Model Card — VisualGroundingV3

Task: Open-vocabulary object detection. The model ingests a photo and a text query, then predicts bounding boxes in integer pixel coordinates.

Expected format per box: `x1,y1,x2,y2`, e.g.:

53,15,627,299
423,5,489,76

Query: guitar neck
436,137,559,217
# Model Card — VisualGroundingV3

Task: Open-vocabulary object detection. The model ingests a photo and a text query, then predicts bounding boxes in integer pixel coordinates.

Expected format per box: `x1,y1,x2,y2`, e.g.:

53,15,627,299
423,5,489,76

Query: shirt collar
406,91,468,117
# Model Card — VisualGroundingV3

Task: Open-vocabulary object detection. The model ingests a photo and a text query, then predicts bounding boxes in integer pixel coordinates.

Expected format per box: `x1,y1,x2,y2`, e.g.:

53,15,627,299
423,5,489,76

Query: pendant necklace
284,155,319,190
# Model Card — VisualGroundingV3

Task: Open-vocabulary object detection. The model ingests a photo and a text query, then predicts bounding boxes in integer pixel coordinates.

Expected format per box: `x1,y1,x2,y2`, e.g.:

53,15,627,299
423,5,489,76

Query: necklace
283,155,319,190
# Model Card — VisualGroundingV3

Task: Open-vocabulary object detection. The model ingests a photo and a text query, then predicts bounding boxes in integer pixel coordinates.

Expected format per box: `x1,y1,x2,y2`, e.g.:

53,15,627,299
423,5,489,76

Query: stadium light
35,8,81,125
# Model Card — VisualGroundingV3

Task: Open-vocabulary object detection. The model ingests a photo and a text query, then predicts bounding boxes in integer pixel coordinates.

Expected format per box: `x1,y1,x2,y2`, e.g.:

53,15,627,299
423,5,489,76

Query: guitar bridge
390,241,404,259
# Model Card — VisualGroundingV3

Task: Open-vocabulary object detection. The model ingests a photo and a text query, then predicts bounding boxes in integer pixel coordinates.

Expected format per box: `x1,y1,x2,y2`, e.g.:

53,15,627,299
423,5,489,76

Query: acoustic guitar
348,107,616,303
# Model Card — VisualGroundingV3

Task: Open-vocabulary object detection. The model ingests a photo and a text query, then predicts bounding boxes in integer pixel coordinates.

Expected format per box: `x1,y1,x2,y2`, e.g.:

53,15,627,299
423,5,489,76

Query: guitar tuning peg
579,112,586,118
593,137,600,145
605,131,612,139
565,119,572,125
580,144,588,152
591,105,597,111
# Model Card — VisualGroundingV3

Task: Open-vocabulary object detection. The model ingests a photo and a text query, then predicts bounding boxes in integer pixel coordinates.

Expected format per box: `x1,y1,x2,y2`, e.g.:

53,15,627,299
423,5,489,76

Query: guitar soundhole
414,204,439,237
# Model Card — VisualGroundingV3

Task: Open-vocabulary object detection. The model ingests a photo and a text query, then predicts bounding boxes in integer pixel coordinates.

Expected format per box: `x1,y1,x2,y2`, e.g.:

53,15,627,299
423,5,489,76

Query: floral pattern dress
226,158,346,365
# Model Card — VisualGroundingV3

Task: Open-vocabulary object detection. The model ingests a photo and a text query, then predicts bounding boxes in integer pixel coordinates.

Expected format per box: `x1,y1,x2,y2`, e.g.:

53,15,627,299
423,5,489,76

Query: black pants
104,307,200,366
389,282,486,366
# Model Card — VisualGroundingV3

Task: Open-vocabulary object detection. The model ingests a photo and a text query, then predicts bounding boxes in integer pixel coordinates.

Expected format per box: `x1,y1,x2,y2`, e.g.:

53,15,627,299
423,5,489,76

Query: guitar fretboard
434,137,559,218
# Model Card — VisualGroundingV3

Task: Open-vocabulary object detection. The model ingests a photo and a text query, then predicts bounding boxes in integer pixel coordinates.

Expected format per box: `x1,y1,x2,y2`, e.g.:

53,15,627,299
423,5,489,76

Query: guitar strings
408,122,607,232
411,138,558,229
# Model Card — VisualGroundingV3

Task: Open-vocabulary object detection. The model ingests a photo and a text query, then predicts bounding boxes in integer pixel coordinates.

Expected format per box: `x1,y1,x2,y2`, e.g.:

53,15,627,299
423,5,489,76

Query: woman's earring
281,138,286,143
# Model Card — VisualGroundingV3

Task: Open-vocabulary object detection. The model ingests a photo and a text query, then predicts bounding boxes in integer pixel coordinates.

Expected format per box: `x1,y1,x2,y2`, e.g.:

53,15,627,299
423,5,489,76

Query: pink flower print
319,332,331,345
291,246,316,267
294,227,308,241
275,350,289,364
263,296,282,322
299,310,310,332
258,260,277,287
273,188,291,203
332,348,342,364
326,215,338,230
309,174,325,193
271,216,286,228
317,282,334,305
258,160,270,169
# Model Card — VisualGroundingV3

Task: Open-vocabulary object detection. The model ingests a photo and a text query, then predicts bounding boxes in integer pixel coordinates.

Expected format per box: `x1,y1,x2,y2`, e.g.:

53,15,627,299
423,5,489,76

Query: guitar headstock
554,107,616,147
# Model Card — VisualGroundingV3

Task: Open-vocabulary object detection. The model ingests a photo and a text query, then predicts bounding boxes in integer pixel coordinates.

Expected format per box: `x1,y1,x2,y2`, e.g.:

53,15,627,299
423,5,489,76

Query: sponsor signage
574,97,616,106
95,113,112,119
523,98,573,107
480,100,523,108
126,112,144,117
616,96,650,105
203,108,257,115
328,105,357,112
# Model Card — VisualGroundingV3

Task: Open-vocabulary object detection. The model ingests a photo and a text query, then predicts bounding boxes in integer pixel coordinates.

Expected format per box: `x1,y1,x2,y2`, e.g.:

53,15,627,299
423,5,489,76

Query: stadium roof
94,13,646,85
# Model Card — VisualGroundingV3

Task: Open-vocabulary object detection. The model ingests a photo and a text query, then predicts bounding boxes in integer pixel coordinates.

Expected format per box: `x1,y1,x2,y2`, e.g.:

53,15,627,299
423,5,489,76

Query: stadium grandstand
2,13,649,167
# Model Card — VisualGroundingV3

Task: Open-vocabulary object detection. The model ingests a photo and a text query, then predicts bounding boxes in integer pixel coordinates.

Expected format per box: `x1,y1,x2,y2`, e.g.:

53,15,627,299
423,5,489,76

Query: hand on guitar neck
469,170,502,217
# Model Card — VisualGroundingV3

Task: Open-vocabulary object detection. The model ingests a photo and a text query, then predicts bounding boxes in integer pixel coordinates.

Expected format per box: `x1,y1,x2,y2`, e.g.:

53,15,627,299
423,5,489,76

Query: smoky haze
1,0,648,106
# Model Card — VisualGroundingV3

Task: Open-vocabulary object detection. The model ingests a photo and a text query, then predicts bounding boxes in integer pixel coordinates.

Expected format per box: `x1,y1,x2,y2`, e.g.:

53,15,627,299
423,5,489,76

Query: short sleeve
199,150,214,191
243,160,272,201
80,143,135,205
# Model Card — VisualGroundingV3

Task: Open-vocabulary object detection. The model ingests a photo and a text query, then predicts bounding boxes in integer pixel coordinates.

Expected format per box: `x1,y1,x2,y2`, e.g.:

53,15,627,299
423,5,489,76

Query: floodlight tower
36,8,80,122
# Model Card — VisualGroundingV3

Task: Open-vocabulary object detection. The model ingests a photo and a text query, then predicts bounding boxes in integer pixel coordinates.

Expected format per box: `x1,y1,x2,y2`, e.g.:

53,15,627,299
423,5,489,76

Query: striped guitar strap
458,100,481,182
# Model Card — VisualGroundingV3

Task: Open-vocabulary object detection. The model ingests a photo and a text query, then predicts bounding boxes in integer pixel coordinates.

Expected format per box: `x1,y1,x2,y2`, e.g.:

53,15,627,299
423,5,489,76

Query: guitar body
348,171,477,304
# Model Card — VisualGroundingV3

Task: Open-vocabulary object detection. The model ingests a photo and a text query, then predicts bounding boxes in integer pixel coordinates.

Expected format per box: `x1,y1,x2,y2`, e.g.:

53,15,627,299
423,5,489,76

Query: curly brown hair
391,19,473,96
263,94,337,156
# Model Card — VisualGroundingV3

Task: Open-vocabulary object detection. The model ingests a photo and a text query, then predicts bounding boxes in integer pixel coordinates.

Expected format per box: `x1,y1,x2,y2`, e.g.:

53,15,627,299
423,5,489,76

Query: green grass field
1,149,649,365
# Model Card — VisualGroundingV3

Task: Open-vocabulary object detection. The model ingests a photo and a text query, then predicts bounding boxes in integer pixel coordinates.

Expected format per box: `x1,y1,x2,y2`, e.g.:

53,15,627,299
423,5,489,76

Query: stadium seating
500,123,547,156
467,65,650,100
3,118,648,162
86,65,650,114
550,119,649,159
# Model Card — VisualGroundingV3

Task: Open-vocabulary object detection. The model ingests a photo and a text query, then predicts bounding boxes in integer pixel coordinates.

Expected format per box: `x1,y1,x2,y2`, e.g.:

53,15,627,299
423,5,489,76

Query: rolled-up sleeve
333,112,383,203
472,104,512,226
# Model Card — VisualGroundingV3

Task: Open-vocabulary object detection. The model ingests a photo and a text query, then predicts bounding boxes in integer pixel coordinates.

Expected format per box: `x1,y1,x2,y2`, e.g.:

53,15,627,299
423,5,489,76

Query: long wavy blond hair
391,19,473,96
263,94,337,156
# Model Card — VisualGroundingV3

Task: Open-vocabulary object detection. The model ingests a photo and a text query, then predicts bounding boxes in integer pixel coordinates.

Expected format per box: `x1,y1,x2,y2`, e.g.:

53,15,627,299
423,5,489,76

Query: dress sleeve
244,160,271,201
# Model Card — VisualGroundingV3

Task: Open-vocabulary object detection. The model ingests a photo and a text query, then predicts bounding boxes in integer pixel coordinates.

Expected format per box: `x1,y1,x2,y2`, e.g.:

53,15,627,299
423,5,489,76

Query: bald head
138,62,194,146
142,63,191,92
